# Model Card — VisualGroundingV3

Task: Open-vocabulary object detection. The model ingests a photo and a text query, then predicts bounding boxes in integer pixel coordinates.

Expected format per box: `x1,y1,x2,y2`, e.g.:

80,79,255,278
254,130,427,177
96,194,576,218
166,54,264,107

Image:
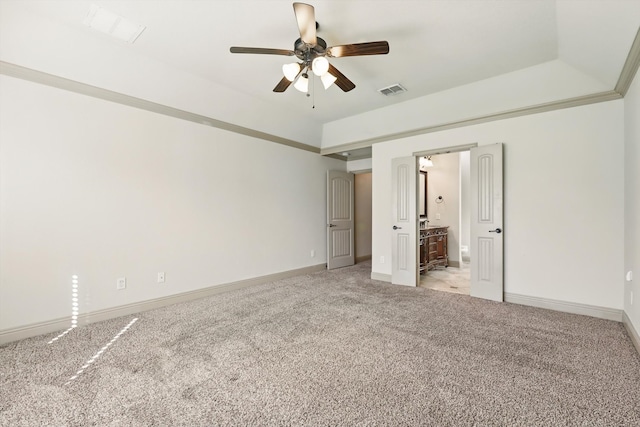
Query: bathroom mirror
419,171,428,217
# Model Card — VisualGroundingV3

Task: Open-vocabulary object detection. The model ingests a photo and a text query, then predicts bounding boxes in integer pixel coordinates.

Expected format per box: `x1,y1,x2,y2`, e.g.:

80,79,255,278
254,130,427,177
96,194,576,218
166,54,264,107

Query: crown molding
615,26,640,97
320,90,622,156
2,54,635,163
324,26,639,158
324,153,348,161
0,61,320,155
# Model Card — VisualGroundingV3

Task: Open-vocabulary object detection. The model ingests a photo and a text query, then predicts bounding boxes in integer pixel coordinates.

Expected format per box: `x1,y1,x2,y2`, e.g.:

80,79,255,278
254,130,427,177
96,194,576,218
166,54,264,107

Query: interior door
470,143,504,301
327,170,355,270
391,156,418,286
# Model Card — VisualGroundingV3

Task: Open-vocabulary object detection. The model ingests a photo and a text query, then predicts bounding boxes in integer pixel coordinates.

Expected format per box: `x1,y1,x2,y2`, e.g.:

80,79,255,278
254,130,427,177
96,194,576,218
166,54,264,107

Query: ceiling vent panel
378,83,407,96
83,4,146,43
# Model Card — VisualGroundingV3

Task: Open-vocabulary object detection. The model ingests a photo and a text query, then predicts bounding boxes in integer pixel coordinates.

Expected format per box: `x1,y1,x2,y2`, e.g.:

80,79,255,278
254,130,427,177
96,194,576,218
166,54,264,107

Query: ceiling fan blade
230,47,295,56
327,41,390,58
273,76,293,93
293,2,317,46
328,63,355,92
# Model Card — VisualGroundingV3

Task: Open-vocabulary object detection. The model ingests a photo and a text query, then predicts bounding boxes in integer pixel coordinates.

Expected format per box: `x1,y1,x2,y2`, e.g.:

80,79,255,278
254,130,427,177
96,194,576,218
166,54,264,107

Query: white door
327,170,355,270
470,143,504,301
391,156,418,286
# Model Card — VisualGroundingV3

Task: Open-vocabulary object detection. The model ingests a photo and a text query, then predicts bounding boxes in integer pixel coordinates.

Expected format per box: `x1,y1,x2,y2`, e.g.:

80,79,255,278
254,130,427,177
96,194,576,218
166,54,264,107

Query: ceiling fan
230,2,389,94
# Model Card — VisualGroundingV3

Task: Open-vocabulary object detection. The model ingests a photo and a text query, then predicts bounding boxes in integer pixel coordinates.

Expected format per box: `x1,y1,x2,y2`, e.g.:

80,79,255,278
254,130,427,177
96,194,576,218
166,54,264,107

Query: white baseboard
0,263,326,346
622,311,640,356
504,292,623,322
371,272,391,282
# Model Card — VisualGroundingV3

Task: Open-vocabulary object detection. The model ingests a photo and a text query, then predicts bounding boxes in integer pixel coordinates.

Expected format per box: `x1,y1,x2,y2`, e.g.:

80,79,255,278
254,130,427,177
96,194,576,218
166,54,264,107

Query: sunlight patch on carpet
64,317,138,385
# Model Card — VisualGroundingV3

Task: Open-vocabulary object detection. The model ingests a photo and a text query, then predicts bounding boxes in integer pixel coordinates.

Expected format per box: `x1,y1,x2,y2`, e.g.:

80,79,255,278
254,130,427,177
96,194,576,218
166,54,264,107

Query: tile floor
419,261,470,295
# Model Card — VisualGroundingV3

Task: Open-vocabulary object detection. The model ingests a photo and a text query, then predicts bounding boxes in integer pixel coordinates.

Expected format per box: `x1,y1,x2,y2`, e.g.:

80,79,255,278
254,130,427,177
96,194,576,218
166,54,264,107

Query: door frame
411,143,481,290
352,169,373,264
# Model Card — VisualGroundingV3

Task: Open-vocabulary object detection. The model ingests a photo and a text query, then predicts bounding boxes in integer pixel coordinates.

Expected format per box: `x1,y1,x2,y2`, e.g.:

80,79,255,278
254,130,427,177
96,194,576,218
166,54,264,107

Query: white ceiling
1,0,639,148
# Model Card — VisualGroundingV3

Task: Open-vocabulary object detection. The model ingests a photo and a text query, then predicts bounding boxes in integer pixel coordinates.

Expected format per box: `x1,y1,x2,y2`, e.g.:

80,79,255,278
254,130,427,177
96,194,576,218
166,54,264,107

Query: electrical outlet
116,277,126,290
631,291,634,306
436,213,441,220
380,256,385,264
157,272,165,283
310,250,315,258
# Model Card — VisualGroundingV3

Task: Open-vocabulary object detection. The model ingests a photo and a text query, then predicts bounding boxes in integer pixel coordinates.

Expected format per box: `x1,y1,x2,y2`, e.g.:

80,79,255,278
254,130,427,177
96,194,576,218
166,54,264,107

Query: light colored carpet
1,261,639,426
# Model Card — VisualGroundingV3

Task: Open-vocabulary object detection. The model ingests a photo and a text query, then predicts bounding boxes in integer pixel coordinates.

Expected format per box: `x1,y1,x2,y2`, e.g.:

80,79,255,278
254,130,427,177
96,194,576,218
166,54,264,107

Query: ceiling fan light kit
230,2,389,95
311,57,329,76
294,73,309,93
282,63,302,81
321,72,337,90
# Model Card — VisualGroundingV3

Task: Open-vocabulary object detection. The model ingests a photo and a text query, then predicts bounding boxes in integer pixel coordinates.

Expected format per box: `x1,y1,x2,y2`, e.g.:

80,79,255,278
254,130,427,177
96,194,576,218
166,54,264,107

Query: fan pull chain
311,72,315,109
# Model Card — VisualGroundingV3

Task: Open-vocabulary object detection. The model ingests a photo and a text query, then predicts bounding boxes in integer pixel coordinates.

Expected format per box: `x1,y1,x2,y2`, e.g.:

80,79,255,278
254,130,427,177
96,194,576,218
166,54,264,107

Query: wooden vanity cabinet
419,226,449,273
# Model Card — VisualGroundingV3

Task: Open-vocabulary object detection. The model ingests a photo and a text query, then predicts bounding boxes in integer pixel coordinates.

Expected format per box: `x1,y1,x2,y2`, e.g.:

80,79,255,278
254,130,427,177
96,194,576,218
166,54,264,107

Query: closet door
327,171,354,269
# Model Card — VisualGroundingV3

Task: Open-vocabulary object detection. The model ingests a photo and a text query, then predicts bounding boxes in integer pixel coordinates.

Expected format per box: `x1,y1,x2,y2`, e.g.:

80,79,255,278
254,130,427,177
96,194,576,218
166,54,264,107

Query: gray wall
0,75,345,331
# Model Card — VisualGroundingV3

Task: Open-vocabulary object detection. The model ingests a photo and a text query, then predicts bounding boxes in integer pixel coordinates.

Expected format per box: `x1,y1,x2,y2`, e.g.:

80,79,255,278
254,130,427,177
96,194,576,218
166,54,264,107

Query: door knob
328,224,336,227
489,228,502,233
393,225,402,230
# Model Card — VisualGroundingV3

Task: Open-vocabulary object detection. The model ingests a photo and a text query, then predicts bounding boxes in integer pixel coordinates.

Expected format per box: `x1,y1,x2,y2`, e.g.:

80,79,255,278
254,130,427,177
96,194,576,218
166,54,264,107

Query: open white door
470,143,504,301
327,170,355,270
391,156,418,286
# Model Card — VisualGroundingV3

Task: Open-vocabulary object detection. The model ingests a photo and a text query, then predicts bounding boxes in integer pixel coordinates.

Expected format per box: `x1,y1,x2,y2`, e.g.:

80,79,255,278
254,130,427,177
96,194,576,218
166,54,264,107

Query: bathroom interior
418,152,471,295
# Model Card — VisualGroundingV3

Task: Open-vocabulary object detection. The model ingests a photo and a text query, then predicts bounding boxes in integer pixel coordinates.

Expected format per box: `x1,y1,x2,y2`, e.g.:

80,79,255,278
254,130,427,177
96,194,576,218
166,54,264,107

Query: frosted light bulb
282,63,301,81
312,56,329,76
294,73,309,93
321,72,337,89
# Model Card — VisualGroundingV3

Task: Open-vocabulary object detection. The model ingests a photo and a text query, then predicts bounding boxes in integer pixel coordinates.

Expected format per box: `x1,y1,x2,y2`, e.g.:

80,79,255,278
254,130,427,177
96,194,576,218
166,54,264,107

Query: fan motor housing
294,37,327,62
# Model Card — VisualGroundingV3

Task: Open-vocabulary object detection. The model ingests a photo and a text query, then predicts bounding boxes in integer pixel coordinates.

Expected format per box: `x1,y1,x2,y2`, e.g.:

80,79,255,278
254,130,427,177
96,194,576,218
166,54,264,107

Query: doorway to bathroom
418,151,471,295
391,143,503,301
